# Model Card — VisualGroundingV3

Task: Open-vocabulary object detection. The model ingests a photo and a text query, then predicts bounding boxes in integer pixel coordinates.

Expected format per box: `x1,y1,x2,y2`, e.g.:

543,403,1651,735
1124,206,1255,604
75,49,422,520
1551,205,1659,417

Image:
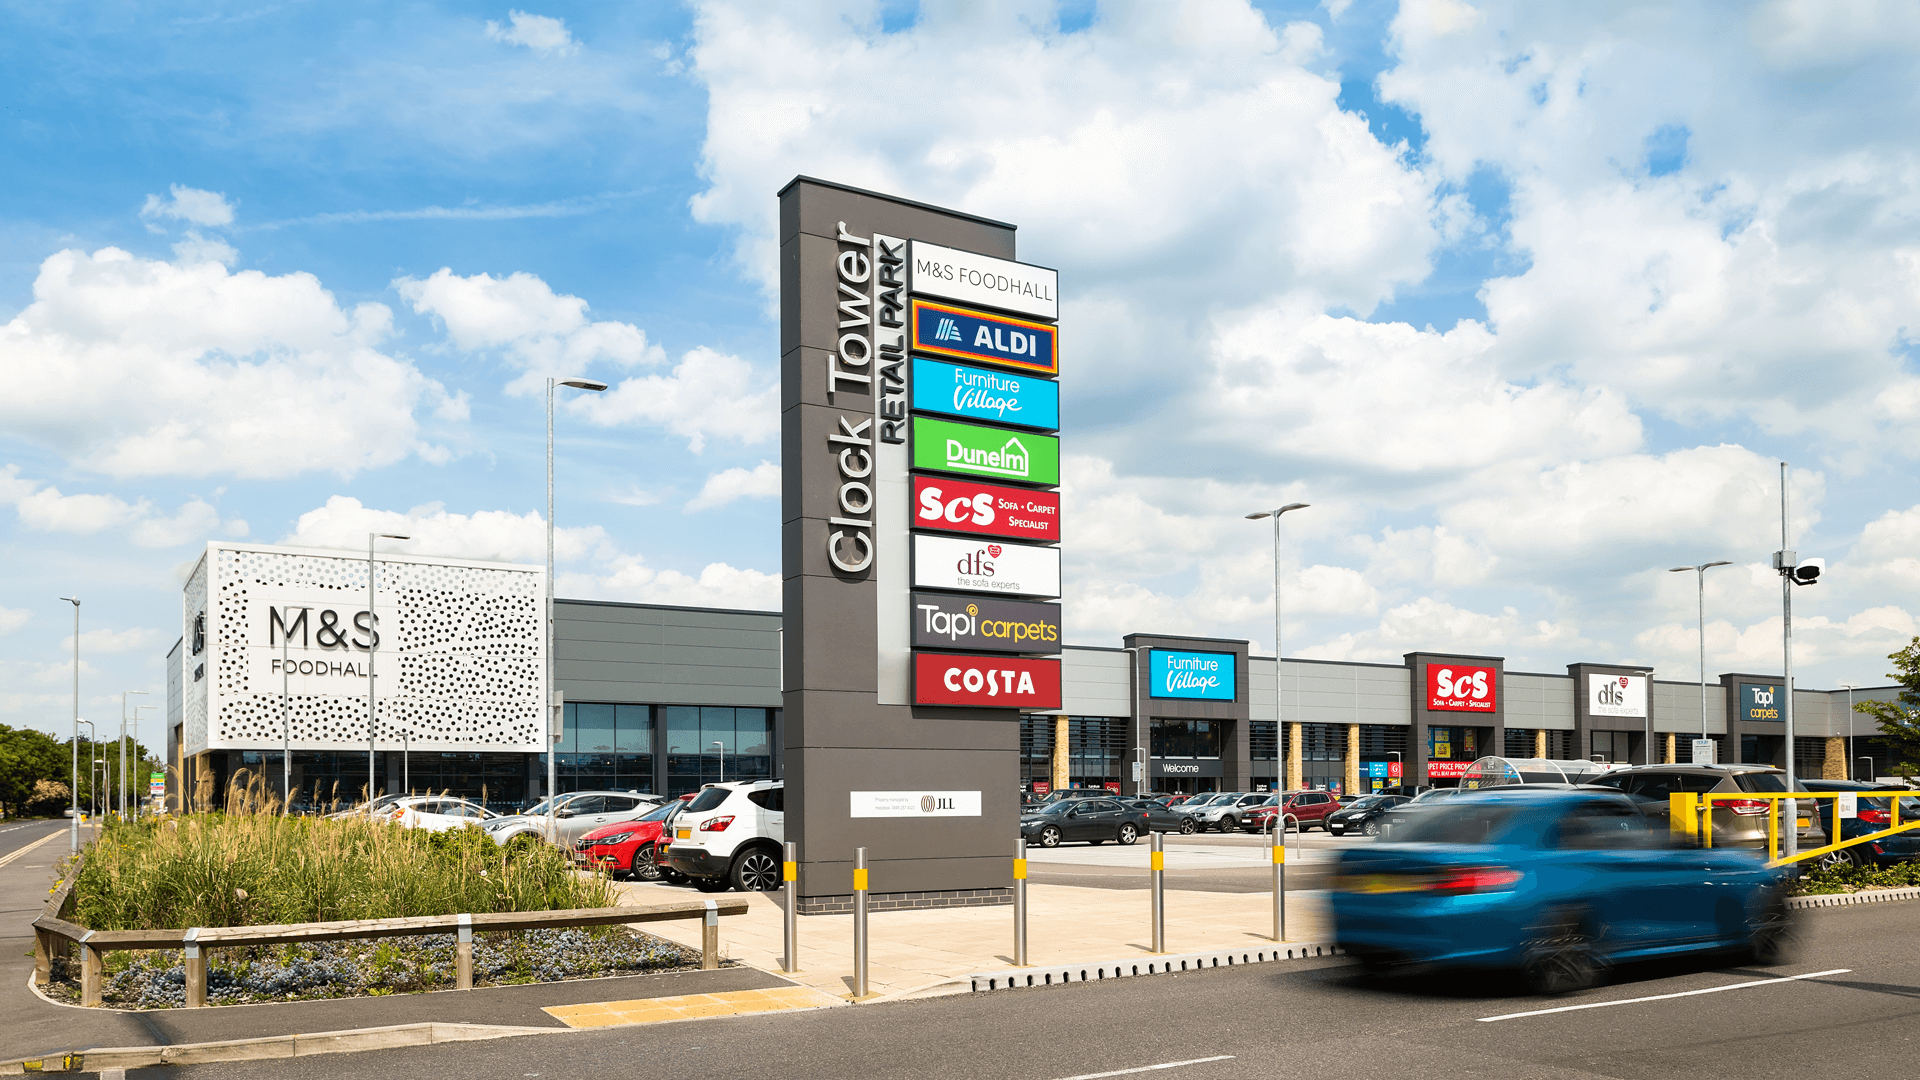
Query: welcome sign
1149,650,1237,701
912,416,1060,486
912,356,1059,430
910,298,1059,376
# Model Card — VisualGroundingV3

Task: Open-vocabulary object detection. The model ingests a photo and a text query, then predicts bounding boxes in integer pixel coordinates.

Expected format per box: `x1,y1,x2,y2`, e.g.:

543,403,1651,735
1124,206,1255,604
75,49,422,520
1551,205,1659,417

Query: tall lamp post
367,532,411,807
77,720,96,819
1248,504,1309,794
546,376,608,843
1841,683,1856,780
134,704,156,819
59,597,80,852
1668,561,1732,760
120,690,147,821
712,740,726,784
1121,646,1146,796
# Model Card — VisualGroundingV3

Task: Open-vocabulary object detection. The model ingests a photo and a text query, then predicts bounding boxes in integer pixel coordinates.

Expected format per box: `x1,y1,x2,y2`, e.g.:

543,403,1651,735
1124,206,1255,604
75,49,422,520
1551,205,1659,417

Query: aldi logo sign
911,298,1059,376
912,357,1059,430
913,417,1059,486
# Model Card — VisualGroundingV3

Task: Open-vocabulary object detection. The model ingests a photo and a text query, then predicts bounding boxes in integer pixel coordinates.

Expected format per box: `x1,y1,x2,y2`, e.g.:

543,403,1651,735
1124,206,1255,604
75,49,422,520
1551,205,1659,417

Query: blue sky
6,0,1920,739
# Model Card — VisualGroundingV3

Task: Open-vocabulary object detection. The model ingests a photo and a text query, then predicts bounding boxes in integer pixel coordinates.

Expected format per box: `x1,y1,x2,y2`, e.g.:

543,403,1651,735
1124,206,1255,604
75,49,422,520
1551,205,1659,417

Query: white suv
660,780,785,892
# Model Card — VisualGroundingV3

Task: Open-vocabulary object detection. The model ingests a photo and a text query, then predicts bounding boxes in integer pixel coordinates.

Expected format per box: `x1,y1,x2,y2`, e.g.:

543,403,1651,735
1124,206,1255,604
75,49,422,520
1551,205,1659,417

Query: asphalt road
152,900,1920,1080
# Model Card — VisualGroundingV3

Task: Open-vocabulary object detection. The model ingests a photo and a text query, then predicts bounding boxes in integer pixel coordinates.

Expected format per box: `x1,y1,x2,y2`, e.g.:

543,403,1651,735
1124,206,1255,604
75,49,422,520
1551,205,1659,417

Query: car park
660,780,785,892
1801,779,1920,868
1332,787,1796,992
483,790,663,847
1181,792,1266,832
573,798,687,879
385,795,498,832
1020,797,1147,848
1121,797,1198,834
1247,790,1341,833
1582,764,1828,851
1326,794,1410,836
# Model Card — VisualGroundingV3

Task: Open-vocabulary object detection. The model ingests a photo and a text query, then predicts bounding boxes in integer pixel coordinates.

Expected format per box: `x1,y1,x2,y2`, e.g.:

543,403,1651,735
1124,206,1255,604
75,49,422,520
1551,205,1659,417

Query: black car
1121,797,1198,834
1324,793,1409,836
1802,779,1920,868
1020,797,1148,848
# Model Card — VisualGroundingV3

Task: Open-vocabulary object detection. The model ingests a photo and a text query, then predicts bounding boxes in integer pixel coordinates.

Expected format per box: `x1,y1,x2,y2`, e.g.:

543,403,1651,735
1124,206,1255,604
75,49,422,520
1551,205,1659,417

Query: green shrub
1796,859,1920,895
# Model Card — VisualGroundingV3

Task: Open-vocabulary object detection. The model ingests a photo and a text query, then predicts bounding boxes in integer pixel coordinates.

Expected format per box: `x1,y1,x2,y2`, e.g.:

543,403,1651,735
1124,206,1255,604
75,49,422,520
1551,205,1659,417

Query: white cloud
139,184,236,228
0,607,29,636
1303,597,1594,664
60,627,162,655
280,495,611,565
484,10,578,56
395,268,660,380
0,467,246,547
170,231,239,266
564,557,779,611
686,461,779,511
13,485,146,534
0,247,462,478
579,346,777,452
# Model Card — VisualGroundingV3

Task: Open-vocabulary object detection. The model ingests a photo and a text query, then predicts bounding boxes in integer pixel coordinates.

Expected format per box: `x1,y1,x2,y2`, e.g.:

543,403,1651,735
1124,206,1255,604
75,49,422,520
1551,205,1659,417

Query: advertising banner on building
1427,760,1472,779
1426,663,1497,712
910,592,1061,653
1741,683,1782,722
910,534,1061,597
911,476,1060,542
1589,673,1648,718
908,240,1059,319
911,356,1059,428
912,652,1062,709
1148,650,1237,701
912,416,1060,486
910,300,1060,377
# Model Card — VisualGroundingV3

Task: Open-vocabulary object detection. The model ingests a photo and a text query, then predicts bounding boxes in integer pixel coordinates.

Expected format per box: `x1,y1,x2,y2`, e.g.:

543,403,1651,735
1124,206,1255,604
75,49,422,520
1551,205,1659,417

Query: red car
1244,790,1342,833
572,796,690,880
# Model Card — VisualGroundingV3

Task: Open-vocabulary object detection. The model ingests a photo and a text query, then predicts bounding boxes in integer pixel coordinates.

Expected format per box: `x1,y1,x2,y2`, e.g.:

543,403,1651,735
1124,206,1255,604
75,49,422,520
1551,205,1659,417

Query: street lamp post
1630,669,1653,765
713,741,726,784
77,719,96,819
1841,684,1856,781
59,597,79,852
134,704,156,819
367,532,410,808
120,690,147,822
1668,560,1733,759
1248,504,1309,794
546,376,609,844
1121,646,1145,796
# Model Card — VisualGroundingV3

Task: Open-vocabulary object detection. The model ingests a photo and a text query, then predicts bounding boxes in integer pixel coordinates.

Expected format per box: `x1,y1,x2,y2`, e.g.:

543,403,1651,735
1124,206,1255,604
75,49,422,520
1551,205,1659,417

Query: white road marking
0,829,64,870
1048,1055,1236,1080
1477,968,1852,1022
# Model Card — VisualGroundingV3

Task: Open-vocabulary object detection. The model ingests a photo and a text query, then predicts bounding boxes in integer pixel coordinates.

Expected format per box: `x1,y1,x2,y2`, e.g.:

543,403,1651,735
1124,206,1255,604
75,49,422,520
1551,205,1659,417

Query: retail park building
164,541,1896,810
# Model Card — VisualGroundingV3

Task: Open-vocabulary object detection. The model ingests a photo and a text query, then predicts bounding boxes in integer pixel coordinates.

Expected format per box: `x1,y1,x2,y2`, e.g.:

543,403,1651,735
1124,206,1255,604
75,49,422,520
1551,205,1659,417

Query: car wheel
1218,816,1237,833
1814,847,1867,871
1282,815,1300,833
1178,818,1196,835
660,865,691,886
730,847,782,892
1038,826,1063,848
1118,823,1139,845
692,876,732,893
1747,892,1799,966
630,844,663,882
1363,820,1381,836
1519,907,1604,995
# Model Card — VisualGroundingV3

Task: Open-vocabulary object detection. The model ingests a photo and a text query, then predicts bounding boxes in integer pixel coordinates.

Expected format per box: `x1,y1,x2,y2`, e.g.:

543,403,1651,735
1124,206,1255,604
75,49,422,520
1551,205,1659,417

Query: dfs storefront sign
913,416,1060,486
912,652,1062,709
911,534,1061,597
1589,674,1648,718
1427,664,1497,712
1742,684,1782,722
1149,650,1236,701
912,357,1059,429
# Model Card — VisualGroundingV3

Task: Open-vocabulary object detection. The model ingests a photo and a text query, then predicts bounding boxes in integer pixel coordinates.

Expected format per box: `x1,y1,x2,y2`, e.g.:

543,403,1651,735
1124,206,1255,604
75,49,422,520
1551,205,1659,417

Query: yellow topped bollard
1669,792,1698,841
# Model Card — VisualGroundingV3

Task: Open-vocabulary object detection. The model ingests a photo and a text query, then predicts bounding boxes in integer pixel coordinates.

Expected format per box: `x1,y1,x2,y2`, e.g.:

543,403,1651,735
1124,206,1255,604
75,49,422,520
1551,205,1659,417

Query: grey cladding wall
555,600,781,707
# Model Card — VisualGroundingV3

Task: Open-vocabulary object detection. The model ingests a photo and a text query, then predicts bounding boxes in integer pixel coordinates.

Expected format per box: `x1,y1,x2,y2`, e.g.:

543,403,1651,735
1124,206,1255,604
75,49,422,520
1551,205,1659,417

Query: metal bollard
782,841,799,973
455,913,474,990
1272,828,1286,942
1014,838,1028,966
183,927,206,1008
1150,832,1165,954
702,899,720,970
852,847,870,998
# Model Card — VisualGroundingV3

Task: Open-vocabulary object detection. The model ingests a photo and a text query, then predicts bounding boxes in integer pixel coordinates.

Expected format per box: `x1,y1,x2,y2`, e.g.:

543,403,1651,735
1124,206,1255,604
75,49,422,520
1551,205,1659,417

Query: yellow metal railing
1668,789,1920,868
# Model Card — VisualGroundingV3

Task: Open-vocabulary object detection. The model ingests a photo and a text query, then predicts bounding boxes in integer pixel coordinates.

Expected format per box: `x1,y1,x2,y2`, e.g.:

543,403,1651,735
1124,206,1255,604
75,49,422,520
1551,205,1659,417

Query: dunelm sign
912,357,1059,430
1149,650,1236,701
912,416,1060,486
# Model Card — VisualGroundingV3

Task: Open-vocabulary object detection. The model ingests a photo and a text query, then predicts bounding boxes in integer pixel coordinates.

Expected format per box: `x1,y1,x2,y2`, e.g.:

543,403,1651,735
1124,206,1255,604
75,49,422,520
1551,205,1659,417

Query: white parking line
1048,1056,1236,1079
1477,968,1852,1022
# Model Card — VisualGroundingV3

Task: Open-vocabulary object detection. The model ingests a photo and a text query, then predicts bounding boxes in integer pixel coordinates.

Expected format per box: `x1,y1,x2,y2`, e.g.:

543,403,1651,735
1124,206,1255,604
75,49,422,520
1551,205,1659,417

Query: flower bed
1795,860,1920,895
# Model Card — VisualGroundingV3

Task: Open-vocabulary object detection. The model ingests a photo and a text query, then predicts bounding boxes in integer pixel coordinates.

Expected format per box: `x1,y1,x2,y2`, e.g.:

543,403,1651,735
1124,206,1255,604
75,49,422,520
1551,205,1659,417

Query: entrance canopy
1460,757,1625,790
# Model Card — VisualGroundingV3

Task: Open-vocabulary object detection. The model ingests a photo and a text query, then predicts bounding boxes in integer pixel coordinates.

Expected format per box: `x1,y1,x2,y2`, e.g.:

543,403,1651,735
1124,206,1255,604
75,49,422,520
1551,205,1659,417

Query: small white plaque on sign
1691,738,1717,765
1838,792,1858,819
849,791,983,818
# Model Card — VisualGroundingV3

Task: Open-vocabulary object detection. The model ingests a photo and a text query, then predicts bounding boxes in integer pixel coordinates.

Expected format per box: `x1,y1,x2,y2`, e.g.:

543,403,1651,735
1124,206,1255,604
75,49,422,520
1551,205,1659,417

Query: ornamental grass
73,773,611,930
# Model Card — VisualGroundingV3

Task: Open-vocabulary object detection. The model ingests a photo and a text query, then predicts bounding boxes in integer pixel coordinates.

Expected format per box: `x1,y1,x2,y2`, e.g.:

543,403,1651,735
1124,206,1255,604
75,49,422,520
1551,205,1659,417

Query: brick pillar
1822,737,1846,780
1052,716,1070,790
1286,722,1303,791
1344,723,1361,796
1666,732,1677,765
1534,730,1547,758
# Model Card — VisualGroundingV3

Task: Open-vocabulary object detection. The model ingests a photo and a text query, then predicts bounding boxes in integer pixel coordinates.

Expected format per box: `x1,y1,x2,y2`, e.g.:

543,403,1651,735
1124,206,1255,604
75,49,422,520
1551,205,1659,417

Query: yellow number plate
676,828,691,840
1340,874,1423,895
1797,818,1811,829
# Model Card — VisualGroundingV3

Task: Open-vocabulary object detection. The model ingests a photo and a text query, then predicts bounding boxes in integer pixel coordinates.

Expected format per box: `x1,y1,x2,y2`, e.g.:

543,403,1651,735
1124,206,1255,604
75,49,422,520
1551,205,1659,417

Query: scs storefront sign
911,534,1061,597
909,299,1059,377
912,356,1059,429
1149,650,1237,701
912,476,1060,542
912,416,1060,486
1589,673,1648,718
913,652,1062,709
1426,663,1498,712
910,591,1061,653
908,240,1059,320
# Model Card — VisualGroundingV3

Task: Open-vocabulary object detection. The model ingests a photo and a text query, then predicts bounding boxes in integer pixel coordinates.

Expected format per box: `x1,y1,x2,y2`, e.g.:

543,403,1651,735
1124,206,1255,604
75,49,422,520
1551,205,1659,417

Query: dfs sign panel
1427,664,1497,712
1149,650,1236,701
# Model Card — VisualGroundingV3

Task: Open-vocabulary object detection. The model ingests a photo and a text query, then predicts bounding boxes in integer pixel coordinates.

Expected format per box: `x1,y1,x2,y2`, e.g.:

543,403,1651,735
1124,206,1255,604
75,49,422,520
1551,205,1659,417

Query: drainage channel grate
968,943,1343,992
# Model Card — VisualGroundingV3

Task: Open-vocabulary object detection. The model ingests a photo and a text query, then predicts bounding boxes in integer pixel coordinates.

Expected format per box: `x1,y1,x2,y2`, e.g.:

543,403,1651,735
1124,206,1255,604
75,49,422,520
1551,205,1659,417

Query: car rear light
1859,809,1892,825
1425,866,1522,895
1722,799,1771,816
699,815,734,832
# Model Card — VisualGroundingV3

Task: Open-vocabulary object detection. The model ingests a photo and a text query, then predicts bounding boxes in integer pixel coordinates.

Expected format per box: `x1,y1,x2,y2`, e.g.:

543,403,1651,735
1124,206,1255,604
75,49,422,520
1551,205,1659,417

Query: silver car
485,790,663,847
1186,792,1270,833
1584,764,1829,851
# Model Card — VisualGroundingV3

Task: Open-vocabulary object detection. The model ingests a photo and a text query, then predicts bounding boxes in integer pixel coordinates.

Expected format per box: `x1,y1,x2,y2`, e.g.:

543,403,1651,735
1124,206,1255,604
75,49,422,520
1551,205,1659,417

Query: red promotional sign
1031,781,1051,795
1426,663,1498,712
1104,781,1121,793
912,476,1060,543
1387,761,1403,779
1427,760,1472,779
913,652,1062,709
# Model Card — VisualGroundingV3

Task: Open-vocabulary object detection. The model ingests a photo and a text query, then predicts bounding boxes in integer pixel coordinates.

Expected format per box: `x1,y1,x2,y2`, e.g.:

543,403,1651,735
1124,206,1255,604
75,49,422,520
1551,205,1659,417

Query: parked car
1121,797,1198,834
1583,764,1829,851
385,795,498,832
573,797,689,879
328,793,408,820
1247,790,1342,833
1326,794,1411,836
1040,788,1122,803
1332,787,1796,992
1801,779,1920,868
660,780,785,892
1183,792,1267,832
1375,786,1469,837
483,790,663,848
1019,797,1147,848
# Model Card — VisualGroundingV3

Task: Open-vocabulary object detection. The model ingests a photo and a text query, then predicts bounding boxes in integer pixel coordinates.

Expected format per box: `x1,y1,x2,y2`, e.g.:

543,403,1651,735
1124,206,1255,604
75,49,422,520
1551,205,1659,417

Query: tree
0,725,70,817
1855,637,1920,773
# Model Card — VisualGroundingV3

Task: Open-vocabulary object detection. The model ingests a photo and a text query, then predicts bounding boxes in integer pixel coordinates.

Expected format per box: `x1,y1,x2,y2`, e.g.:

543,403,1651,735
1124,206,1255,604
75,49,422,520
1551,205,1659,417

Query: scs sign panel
1427,664,1498,712
910,591,1061,653
910,534,1061,598
911,356,1059,429
1149,650,1237,701
912,476,1060,542
913,652,1061,709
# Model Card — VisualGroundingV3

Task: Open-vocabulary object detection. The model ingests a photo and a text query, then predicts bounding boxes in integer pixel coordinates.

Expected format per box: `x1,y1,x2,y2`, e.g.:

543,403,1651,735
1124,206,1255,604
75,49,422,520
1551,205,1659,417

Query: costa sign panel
1426,663,1498,712
913,652,1062,709
910,299,1059,377
911,534,1060,598
910,591,1061,654
912,476,1060,542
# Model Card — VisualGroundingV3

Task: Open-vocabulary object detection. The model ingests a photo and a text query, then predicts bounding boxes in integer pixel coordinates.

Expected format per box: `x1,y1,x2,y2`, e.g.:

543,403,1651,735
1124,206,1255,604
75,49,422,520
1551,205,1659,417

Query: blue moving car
1332,788,1794,993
